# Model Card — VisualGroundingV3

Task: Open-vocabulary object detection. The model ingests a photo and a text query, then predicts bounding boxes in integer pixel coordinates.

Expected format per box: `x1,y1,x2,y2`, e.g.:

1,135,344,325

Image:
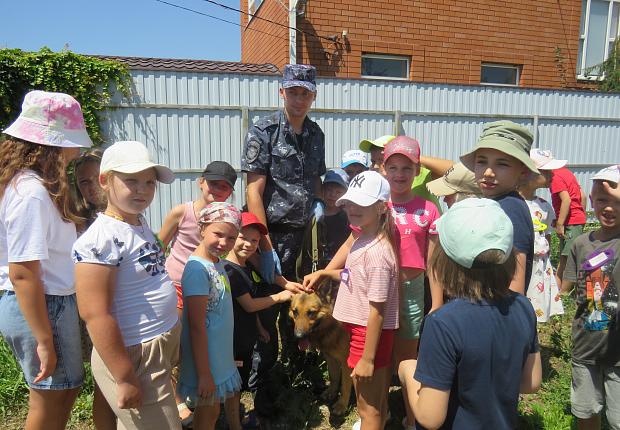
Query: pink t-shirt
332,236,399,330
165,202,201,283
550,167,586,225
389,197,440,270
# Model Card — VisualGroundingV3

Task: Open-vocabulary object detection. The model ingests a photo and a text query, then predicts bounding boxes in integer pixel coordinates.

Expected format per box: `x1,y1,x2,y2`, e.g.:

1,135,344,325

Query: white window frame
248,0,264,21
578,0,620,79
361,54,410,81
480,63,521,87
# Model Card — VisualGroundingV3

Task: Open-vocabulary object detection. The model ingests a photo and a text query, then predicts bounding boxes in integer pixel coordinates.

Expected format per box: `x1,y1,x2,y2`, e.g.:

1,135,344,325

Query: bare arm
325,234,354,270
76,262,142,409
186,295,216,398
561,279,575,294
246,172,273,251
520,352,542,393
351,301,385,378
509,251,527,295
158,203,186,248
427,235,443,311
10,261,56,383
419,156,455,180
235,290,292,313
274,275,305,293
556,190,572,237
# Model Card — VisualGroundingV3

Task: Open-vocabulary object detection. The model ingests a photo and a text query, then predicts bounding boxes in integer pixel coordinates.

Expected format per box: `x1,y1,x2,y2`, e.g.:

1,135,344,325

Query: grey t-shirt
564,231,620,366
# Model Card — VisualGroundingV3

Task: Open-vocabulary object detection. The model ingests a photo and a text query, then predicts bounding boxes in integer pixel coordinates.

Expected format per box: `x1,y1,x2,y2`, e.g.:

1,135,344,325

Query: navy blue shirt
495,191,535,290
415,293,538,430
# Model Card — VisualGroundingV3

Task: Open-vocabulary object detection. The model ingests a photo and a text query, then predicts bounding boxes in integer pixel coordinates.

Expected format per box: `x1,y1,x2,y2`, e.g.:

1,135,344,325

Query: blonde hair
0,137,82,223
71,149,106,223
375,201,400,271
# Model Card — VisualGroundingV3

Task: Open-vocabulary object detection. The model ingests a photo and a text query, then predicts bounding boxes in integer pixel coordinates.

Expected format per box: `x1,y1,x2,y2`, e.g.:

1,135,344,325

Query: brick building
241,0,620,89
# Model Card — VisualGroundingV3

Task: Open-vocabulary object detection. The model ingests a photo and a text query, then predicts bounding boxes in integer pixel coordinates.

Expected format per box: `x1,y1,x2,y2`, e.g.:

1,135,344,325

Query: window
361,54,410,80
248,0,263,18
480,63,520,86
577,0,620,78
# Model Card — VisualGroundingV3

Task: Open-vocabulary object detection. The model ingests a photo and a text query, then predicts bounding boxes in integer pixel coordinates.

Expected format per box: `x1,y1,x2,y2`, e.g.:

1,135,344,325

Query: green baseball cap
460,121,539,174
359,135,396,153
436,198,514,268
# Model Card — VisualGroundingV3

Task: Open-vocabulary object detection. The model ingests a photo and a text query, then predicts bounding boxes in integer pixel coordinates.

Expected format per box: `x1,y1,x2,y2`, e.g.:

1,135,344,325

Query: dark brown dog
289,291,352,416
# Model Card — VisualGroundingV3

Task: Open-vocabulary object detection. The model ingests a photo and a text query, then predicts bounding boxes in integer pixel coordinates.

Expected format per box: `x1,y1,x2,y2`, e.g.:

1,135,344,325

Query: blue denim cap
323,168,349,189
436,198,513,268
282,64,317,92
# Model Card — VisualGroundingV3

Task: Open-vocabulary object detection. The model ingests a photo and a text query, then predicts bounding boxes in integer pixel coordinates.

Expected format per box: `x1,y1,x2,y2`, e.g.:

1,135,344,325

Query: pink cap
384,136,420,164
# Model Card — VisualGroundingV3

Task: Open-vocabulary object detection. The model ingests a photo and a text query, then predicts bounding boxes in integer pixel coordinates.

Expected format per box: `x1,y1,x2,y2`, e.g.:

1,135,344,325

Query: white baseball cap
530,148,567,170
100,141,175,184
341,149,369,169
336,170,390,207
591,165,620,184
436,198,514,268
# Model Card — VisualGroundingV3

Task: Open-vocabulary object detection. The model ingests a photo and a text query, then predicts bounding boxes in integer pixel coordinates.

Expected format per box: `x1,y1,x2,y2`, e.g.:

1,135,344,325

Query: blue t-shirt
495,191,535,291
415,293,539,430
178,256,239,399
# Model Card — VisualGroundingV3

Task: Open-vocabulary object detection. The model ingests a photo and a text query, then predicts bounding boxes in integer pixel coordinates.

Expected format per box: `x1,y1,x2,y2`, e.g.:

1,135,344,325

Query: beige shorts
91,321,182,430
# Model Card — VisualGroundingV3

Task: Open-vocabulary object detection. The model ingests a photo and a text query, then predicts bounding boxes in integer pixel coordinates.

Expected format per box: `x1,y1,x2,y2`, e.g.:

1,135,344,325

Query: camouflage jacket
241,110,326,228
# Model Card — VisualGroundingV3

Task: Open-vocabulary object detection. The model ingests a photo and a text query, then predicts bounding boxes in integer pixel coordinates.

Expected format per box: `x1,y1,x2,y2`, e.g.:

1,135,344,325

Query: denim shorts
0,291,84,390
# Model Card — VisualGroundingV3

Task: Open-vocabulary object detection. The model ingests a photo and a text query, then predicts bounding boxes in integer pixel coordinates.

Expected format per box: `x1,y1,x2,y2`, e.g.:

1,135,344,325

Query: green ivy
586,39,620,93
0,47,131,145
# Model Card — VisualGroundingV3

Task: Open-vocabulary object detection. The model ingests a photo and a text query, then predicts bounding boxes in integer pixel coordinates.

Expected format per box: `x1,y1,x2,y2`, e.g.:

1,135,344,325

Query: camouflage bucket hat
282,64,317,93
460,120,539,174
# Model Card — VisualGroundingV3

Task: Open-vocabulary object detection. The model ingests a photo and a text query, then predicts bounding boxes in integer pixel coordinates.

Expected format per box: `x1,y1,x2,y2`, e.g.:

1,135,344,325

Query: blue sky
3,0,241,61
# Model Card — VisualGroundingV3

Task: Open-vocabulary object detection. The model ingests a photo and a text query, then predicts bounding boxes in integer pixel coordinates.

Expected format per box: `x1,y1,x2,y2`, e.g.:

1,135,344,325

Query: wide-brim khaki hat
426,162,481,196
461,120,539,174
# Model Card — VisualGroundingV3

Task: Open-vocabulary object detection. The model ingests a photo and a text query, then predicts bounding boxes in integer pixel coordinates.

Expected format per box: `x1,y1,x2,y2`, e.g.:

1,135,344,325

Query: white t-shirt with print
0,171,77,295
72,213,177,346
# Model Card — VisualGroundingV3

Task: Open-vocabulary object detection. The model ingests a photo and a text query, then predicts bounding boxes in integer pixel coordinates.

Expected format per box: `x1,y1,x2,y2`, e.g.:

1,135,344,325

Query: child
359,135,396,172
426,162,481,208
296,168,351,279
71,147,116,428
382,136,440,429
308,170,399,430
409,198,542,429
0,90,91,429
520,172,564,322
177,202,242,430
341,149,369,180
159,160,237,312
73,140,180,429
223,212,297,429
461,120,537,294
562,165,620,430
72,148,106,231
530,149,587,286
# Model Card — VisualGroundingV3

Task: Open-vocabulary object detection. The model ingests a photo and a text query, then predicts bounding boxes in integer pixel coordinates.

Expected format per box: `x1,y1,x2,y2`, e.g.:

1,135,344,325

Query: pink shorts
174,282,183,310
342,323,395,370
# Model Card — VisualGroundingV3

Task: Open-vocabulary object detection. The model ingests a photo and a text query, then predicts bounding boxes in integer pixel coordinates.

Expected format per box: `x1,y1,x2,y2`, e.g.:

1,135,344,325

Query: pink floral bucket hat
3,90,93,148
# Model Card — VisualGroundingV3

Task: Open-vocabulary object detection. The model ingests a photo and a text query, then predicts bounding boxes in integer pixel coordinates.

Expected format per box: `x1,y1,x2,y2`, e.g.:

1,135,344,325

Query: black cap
202,161,237,189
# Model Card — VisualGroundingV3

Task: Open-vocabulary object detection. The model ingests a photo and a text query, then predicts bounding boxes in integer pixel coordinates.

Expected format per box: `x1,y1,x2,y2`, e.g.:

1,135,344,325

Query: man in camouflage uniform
241,64,325,417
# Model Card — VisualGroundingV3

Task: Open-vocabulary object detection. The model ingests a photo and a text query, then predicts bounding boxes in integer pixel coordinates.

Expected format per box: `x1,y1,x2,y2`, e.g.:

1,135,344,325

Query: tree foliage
586,39,620,92
0,47,131,145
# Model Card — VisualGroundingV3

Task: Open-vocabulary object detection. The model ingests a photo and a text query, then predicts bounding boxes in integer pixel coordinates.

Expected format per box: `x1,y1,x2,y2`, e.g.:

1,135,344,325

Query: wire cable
154,0,290,42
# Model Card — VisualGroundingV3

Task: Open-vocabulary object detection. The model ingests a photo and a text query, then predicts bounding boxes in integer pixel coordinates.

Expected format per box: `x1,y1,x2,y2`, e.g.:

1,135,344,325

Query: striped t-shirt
332,235,399,329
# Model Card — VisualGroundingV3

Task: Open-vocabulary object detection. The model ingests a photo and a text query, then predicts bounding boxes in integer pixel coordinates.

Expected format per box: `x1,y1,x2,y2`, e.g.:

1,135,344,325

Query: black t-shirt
323,211,351,262
415,293,539,430
495,191,535,290
224,261,262,357
564,232,620,366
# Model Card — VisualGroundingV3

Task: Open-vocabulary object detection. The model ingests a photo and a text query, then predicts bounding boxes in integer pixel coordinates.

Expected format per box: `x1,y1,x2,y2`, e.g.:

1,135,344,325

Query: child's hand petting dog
351,357,375,379
283,281,305,294
277,290,294,302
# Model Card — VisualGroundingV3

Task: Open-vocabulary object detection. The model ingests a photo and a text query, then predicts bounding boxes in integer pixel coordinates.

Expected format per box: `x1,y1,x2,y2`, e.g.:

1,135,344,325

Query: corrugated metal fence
102,71,620,230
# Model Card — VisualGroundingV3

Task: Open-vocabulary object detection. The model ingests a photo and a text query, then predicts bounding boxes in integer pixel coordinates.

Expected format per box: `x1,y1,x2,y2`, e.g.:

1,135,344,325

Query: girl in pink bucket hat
0,90,93,429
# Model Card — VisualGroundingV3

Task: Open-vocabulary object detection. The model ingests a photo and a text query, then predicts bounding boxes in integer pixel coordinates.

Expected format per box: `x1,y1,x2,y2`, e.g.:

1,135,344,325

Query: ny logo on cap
350,175,366,188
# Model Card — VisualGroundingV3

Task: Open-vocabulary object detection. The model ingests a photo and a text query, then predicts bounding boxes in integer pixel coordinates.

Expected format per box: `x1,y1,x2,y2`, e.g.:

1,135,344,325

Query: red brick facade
241,0,588,89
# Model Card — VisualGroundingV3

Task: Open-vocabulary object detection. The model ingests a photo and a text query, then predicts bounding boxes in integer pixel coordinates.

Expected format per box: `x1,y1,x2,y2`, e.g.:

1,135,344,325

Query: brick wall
241,0,289,69
241,0,588,89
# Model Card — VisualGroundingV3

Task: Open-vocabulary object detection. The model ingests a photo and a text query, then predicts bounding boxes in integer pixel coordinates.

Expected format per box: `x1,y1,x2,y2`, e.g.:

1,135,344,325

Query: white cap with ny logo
336,170,391,207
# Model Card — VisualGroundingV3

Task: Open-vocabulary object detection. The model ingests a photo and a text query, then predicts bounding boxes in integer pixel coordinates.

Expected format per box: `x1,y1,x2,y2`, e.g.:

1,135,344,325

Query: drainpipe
289,0,298,64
